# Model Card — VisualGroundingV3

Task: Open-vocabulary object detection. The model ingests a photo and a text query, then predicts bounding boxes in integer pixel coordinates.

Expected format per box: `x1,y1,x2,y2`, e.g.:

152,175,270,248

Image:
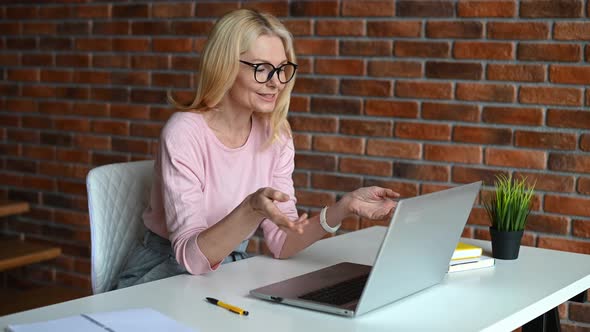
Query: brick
72,103,109,117
339,157,392,176
341,79,392,97
283,19,312,36
549,153,590,174
397,0,455,17
456,83,515,102
520,0,583,18
152,73,191,88
5,99,36,113
554,22,590,40
295,38,337,56
289,115,337,132
110,104,149,120
514,171,574,193
294,153,336,171
582,134,590,151
367,21,421,37
342,0,395,16
6,38,36,50
454,41,513,60
316,20,364,36
39,6,74,19
172,21,214,35
467,207,491,226
520,87,582,106
290,96,310,113
132,55,169,70
293,133,311,150
394,41,450,58
515,131,576,150
113,38,150,52
365,100,418,118
368,60,421,78
550,65,590,85
311,97,362,115
76,5,110,18
458,0,516,17
23,54,53,67
487,64,545,82
526,214,569,235
422,102,479,122
6,159,37,173
53,118,91,133
518,43,581,62
485,148,546,169
75,38,111,51
94,22,130,35
573,219,590,237
315,59,364,76
38,101,71,116
56,54,90,67
366,139,421,159
194,2,239,17
394,163,449,181
7,69,39,82
312,174,362,192
130,89,167,104
452,166,509,185
153,38,193,52
340,119,392,137
6,6,38,19
395,122,451,141
170,56,198,71
340,40,392,56
425,61,482,80
290,0,338,16
569,303,590,323
313,136,364,154
242,0,289,17
112,138,150,154
112,4,148,18
91,120,129,136
40,38,72,51
426,21,483,38
488,22,549,40
454,126,512,145
0,23,20,35
22,22,57,35
396,81,452,99
130,123,162,138
22,145,55,161
293,171,309,187
56,148,90,164
93,55,129,68
424,144,482,164
74,70,111,85
538,236,590,254
547,109,590,129
293,78,338,94
483,106,542,126
295,190,336,207
0,54,20,66
129,22,169,35
153,3,193,18
364,179,419,197
296,57,312,74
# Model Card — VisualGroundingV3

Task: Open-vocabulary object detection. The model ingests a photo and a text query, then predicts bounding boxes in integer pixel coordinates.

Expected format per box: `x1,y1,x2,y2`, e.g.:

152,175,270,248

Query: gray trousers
117,230,249,289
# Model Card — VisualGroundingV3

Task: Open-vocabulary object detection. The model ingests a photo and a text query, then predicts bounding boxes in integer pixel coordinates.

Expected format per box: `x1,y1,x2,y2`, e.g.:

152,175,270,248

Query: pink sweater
143,112,298,275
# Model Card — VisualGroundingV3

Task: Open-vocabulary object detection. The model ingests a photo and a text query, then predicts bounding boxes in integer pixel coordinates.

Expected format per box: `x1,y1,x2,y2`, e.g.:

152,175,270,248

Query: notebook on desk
250,181,481,317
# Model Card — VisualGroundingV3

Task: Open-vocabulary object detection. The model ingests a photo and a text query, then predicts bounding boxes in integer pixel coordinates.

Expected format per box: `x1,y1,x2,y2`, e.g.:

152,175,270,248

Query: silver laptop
250,181,481,317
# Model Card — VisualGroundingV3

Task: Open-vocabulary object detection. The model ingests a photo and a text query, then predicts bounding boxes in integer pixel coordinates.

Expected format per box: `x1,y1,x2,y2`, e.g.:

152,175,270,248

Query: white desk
1,226,589,331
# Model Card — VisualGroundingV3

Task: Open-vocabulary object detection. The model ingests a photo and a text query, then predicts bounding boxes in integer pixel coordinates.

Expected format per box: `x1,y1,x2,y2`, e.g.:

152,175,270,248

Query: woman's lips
257,93,276,102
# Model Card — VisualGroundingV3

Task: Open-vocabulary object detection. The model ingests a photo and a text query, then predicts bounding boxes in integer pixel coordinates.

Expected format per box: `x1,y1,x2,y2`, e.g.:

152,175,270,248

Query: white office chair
86,160,154,294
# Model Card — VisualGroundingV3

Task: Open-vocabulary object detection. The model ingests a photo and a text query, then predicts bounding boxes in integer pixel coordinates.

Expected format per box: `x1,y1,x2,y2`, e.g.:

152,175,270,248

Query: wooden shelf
0,286,90,316
0,200,30,218
0,239,61,272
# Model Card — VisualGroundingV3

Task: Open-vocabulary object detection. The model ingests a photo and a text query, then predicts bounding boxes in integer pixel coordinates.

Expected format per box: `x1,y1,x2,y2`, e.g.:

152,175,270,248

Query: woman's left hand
341,186,400,220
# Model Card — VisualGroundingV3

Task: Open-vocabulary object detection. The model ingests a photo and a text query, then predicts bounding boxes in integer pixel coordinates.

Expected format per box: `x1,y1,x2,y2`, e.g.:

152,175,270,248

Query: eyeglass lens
255,63,296,83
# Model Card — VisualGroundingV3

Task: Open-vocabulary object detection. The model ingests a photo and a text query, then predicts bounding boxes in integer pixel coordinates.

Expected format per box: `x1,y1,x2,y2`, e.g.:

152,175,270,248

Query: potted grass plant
484,175,535,260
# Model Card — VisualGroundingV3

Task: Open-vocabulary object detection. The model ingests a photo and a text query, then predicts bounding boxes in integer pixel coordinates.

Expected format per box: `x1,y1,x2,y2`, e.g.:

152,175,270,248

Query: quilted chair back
86,160,154,294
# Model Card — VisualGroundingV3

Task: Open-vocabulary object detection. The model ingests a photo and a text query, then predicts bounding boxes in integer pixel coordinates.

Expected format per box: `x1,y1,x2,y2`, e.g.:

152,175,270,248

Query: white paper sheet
6,308,196,332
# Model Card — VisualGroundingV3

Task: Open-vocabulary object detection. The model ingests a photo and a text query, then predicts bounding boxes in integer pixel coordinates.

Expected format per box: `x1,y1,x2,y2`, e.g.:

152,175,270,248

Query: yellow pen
206,297,249,316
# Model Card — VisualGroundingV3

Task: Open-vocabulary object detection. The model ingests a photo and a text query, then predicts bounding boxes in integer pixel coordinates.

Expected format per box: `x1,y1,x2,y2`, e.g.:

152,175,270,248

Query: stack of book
448,242,495,273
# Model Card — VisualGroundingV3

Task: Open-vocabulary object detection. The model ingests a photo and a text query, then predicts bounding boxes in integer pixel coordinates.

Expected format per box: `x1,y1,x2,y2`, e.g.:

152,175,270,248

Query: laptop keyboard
298,274,369,305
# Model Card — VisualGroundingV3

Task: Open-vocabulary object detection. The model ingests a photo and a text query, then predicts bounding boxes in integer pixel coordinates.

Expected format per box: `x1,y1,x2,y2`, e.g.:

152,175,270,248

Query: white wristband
319,206,341,234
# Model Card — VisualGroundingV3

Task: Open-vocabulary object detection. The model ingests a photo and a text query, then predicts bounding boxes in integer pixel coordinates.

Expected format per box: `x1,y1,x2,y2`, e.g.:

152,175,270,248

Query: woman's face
227,34,288,114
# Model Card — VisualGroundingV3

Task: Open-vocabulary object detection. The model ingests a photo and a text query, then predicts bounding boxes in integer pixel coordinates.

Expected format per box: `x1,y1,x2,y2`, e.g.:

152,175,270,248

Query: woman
117,9,399,289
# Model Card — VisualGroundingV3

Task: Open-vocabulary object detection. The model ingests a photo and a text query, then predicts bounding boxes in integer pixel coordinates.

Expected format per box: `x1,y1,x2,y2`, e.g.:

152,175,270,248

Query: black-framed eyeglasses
239,60,298,84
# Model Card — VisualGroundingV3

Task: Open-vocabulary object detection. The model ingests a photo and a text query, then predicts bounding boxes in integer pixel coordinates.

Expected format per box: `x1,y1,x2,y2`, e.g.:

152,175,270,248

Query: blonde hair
169,9,296,144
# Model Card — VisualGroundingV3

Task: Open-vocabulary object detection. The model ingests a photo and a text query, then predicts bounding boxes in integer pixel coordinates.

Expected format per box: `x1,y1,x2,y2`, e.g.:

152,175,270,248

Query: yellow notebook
452,242,483,260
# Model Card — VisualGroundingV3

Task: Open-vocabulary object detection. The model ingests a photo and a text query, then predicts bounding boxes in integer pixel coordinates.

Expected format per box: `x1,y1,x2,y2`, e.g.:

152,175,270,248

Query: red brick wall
1,0,589,327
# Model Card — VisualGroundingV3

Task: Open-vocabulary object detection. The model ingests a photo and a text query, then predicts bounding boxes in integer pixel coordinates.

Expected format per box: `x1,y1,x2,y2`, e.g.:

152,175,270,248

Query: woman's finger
262,187,290,202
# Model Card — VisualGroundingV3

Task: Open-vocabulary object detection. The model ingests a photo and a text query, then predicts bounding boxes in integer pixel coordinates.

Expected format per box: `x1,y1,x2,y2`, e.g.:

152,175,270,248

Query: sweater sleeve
260,137,299,258
159,123,218,275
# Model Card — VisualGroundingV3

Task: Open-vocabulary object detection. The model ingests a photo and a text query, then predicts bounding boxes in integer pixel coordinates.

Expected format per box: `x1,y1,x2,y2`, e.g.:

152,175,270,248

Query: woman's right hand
246,187,308,234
